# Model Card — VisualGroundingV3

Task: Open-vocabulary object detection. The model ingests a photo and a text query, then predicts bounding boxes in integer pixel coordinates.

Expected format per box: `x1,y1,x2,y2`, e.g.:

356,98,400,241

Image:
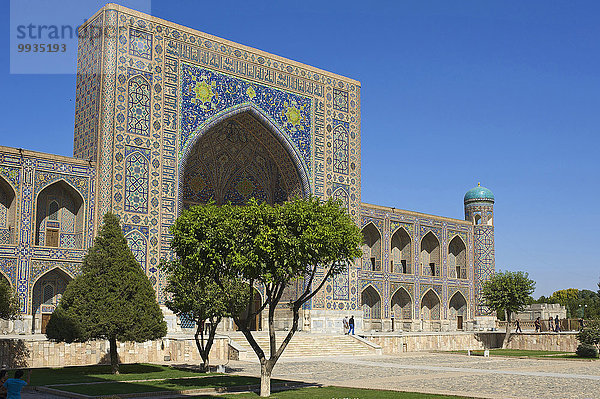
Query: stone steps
225,332,381,360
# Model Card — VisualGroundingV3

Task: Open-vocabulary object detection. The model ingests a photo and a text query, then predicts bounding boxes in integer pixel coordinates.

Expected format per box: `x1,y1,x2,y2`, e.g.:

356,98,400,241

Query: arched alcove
35,180,85,248
449,291,468,330
31,268,72,333
0,177,16,245
362,223,382,271
391,287,412,320
236,288,263,331
448,236,467,279
421,289,440,320
420,232,440,277
361,285,381,321
180,110,306,208
391,227,411,273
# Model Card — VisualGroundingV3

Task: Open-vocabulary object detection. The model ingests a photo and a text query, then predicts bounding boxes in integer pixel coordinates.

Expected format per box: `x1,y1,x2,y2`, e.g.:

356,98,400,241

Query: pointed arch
391,227,411,274
361,285,381,320
449,291,468,319
0,175,17,245
35,180,84,248
124,151,149,213
361,223,382,271
31,267,73,333
125,229,147,271
331,187,349,210
179,102,311,209
0,271,12,289
391,287,412,320
448,235,467,279
420,231,440,277
421,289,441,320
127,74,151,136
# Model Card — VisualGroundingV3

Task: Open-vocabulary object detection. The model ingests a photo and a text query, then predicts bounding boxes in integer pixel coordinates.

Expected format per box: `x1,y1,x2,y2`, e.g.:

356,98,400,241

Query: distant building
513,303,567,321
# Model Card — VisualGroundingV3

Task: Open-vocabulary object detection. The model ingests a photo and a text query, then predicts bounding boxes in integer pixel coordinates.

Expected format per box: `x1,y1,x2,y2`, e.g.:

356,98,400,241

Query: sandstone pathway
225,353,599,399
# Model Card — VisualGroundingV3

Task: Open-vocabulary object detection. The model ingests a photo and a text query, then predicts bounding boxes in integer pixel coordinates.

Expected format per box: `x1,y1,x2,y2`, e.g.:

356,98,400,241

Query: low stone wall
504,332,579,352
363,332,504,354
0,336,229,368
364,332,579,354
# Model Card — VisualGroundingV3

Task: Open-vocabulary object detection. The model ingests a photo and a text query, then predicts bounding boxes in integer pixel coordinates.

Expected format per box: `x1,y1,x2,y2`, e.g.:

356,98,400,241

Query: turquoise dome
464,183,494,203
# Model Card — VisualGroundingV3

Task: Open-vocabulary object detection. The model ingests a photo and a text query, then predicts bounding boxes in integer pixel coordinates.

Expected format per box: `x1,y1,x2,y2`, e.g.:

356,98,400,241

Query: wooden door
46,229,59,247
457,315,463,330
41,314,52,334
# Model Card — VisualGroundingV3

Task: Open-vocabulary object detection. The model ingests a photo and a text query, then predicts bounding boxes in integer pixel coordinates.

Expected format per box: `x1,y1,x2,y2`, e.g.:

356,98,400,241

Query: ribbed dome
464,183,494,203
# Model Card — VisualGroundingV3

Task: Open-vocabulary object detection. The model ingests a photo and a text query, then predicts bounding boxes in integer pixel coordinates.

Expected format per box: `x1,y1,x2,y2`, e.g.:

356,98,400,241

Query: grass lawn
28,363,208,386
453,349,574,357
189,386,474,398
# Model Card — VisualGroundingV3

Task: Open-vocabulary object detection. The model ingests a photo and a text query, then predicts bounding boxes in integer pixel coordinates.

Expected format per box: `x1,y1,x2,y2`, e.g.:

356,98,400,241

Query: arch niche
421,289,441,321
361,285,381,331
0,177,16,245
391,287,412,321
420,232,440,277
179,106,310,209
448,236,467,279
31,267,73,334
35,180,85,248
449,291,468,330
391,227,411,274
361,223,382,271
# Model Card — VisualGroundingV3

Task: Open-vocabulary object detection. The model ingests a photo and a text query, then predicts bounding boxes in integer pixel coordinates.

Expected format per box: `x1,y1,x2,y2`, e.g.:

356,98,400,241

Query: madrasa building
0,4,495,335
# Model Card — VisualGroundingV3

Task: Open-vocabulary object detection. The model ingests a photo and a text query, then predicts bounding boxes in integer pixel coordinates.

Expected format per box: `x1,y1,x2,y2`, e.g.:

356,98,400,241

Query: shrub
576,343,599,358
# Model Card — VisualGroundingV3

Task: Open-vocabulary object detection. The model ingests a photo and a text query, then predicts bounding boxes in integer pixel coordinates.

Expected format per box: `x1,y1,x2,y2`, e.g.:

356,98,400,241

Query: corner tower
464,183,495,323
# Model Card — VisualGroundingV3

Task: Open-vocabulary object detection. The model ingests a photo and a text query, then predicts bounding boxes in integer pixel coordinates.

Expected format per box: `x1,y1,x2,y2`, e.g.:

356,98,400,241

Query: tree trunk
503,309,511,349
259,361,272,397
194,323,209,372
109,336,119,374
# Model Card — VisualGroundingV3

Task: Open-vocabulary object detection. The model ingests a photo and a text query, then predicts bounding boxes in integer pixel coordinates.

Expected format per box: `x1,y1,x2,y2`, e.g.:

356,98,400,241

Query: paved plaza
225,353,599,399
18,352,599,398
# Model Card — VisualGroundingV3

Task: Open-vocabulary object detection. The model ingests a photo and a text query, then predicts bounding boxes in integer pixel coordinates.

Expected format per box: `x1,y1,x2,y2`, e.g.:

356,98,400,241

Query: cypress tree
46,213,167,373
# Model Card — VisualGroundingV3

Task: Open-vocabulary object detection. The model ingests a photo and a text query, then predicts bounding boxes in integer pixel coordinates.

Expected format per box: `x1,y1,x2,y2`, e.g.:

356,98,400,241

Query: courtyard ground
19,352,599,398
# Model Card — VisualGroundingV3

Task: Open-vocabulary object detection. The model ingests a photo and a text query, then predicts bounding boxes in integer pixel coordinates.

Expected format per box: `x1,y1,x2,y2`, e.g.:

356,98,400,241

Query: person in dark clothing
555,315,560,332
515,319,522,333
348,315,355,335
534,317,541,332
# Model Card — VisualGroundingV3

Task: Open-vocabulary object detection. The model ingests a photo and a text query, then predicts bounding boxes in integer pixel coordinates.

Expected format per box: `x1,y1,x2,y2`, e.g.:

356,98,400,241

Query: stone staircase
224,331,381,360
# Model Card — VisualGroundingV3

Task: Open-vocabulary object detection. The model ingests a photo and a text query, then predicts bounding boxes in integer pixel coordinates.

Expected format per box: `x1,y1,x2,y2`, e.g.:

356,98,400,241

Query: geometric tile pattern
332,88,348,112
332,119,349,174
127,73,151,136
129,28,152,60
124,149,149,213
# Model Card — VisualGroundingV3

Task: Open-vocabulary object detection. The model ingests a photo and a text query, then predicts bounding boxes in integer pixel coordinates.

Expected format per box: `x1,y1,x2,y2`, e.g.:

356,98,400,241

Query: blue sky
2,1,599,296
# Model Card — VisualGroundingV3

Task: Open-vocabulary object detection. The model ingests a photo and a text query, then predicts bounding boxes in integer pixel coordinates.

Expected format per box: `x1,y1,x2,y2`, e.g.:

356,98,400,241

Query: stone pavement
18,353,600,398
224,353,599,399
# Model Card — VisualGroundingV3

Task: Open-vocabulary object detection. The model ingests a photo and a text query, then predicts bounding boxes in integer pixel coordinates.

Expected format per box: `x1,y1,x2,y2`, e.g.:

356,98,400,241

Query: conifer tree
46,213,167,373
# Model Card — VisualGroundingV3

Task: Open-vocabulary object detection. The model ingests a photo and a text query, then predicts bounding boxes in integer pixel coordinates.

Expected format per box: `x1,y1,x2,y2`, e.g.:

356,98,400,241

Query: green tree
0,279,20,320
481,270,536,346
163,258,249,371
577,320,600,354
46,213,167,374
170,197,362,397
549,288,580,317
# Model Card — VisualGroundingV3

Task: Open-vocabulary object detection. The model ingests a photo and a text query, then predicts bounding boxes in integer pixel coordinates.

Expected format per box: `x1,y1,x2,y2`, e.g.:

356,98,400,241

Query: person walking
343,316,349,335
534,317,541,333
515,319,522,333
548,316,554,332
555,315,560,332
3,369,30,399
348,315,355,335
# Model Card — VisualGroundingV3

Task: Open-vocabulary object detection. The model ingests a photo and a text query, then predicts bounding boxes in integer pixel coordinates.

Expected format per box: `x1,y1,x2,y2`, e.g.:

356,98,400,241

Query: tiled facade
0,4,494,334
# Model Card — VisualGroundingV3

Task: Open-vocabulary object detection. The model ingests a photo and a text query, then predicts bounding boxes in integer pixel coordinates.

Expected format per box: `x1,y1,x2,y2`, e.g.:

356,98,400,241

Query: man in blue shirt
3,369,30,399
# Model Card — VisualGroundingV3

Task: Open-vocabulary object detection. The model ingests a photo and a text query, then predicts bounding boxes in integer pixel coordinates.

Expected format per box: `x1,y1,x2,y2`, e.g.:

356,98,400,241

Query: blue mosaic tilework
129,28,152,60
124,147,150,214
127,69,152,136
180,63,312,173
332,120,349,175
332,89,348,112
0,258,17,287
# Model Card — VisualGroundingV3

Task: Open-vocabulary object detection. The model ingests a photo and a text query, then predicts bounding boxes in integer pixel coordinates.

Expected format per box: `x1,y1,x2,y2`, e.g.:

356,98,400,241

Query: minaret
464,183,495,319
